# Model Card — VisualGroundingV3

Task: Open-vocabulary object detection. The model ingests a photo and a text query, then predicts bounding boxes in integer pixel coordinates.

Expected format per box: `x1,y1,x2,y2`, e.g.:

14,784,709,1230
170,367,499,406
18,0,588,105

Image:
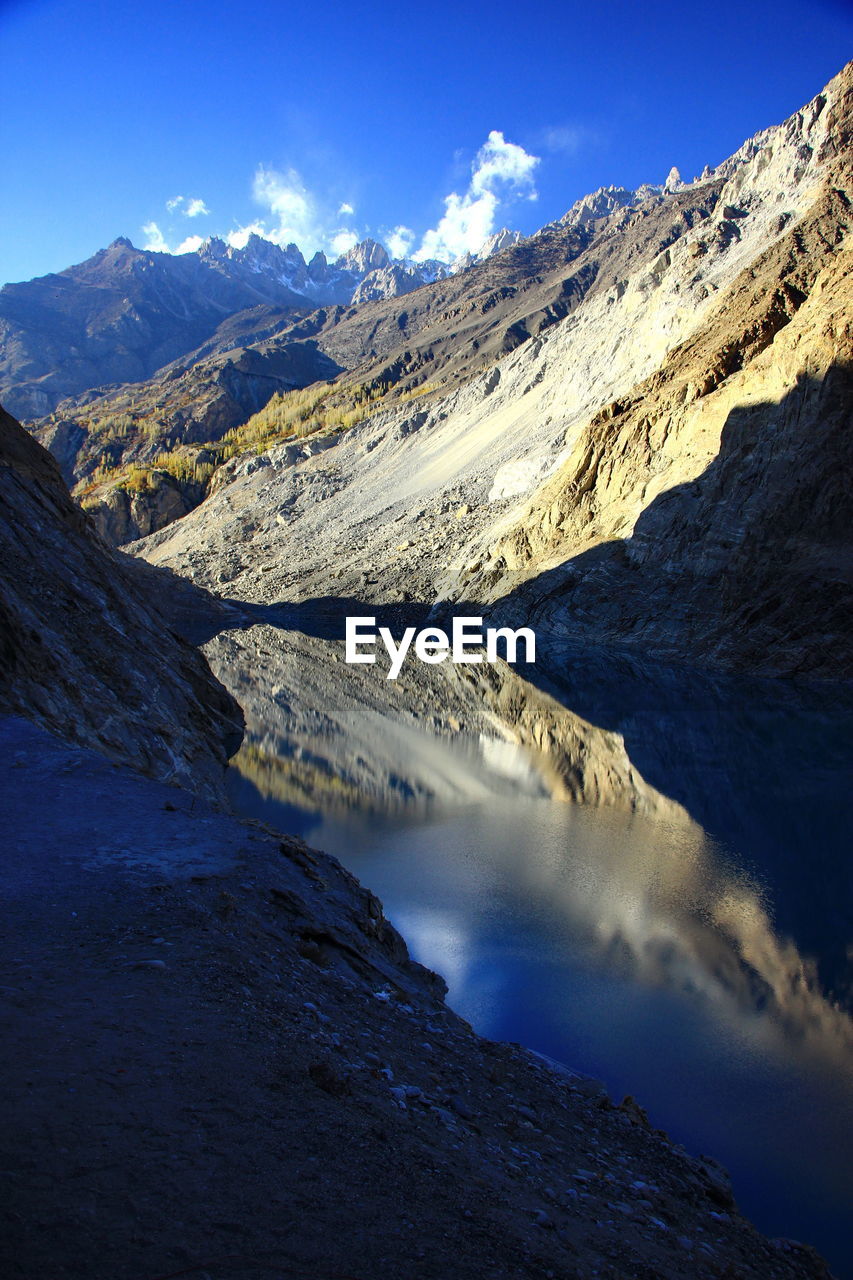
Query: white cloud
165,195,210,218
251,166,316,247
414,193,497,263
222,166,368,259
175,234,205,253
470,130,538,196
413,131,539,264
141,136,541,268
330,229,359,256
385,225,415,259
141,223,205,255
141,221,170,252
225,221,267,250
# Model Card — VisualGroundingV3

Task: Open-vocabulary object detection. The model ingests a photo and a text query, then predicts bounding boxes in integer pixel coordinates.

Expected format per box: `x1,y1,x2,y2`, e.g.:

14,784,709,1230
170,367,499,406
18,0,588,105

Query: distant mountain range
0,226,521,419
1,167,699,424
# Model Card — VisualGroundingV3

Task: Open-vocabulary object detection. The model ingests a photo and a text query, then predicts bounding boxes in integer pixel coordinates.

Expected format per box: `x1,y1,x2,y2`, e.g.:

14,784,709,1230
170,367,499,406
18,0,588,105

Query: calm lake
207,621,853,1277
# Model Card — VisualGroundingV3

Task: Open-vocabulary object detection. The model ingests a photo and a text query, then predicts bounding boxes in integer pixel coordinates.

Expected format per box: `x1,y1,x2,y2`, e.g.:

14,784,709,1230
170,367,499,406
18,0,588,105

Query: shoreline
0,713,834,1280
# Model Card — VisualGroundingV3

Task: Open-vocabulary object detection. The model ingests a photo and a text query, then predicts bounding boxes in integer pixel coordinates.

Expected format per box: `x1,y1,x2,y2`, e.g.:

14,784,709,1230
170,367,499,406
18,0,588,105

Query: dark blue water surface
219,629,853,1277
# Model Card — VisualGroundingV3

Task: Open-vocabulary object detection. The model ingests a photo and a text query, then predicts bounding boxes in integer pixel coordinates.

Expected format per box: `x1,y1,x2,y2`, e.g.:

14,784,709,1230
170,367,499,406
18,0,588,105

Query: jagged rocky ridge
33,178,734,544
0,226,520,421
127,61,853,678
0,404,243,797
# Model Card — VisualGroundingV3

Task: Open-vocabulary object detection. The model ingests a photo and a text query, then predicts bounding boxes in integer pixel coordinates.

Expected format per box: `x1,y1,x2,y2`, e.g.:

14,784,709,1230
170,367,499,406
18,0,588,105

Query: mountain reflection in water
206,622,853,1275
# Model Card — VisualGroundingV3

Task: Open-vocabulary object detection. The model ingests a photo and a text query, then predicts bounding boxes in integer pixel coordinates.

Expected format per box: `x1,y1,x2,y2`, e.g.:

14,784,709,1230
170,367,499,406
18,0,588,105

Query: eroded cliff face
467,184,853,676
0,405,243,797
81,473,203,545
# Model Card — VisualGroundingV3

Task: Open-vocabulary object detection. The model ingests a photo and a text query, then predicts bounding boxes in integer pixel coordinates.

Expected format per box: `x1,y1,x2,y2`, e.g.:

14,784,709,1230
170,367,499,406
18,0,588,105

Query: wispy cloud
140,134,545,266
141,221,169,252
248,166,316,246
175,233,205,253
224,166,359,259
165,195,210,218
385,225,415,259
412,131,539,263
330,229,358,256
539,125,587,156
140,221,205,255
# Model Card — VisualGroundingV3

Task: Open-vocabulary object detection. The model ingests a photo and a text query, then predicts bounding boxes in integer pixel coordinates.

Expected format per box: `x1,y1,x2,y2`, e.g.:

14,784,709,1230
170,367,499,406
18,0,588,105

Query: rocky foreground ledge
0,715,832,1280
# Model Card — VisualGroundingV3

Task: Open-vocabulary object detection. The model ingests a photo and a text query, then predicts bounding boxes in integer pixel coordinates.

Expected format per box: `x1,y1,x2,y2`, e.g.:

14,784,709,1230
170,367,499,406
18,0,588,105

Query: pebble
432,1106,457,1127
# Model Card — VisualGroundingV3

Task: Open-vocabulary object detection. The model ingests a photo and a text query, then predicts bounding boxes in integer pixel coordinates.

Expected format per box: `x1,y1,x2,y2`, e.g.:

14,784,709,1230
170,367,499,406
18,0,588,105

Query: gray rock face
336,237,390,275
84,473,199,544
0,237,310,420
351,262,435,304
30,337,342,545
451,227,523,271
556,184,654,229
0,405,243,797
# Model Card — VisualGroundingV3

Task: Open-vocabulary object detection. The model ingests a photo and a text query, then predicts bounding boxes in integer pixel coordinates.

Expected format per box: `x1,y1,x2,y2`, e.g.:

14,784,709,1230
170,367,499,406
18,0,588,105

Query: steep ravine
0,408,842,1278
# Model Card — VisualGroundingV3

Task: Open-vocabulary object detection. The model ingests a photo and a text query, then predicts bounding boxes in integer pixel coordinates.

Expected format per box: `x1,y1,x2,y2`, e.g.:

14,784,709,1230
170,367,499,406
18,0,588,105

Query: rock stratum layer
0,405,243,797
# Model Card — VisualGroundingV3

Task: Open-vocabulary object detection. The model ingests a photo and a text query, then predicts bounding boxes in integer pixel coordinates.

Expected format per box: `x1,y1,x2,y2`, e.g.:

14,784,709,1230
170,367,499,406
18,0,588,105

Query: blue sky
1,0,851,284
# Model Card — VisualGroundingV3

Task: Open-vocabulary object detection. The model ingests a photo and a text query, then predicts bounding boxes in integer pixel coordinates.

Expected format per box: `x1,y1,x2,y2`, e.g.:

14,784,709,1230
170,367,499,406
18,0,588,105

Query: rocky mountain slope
474,189,853,677
129,60,853,678
39,338,342,543
0,712,835,1280
0,227,515,421
0,404,242,797
30,176,733,543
